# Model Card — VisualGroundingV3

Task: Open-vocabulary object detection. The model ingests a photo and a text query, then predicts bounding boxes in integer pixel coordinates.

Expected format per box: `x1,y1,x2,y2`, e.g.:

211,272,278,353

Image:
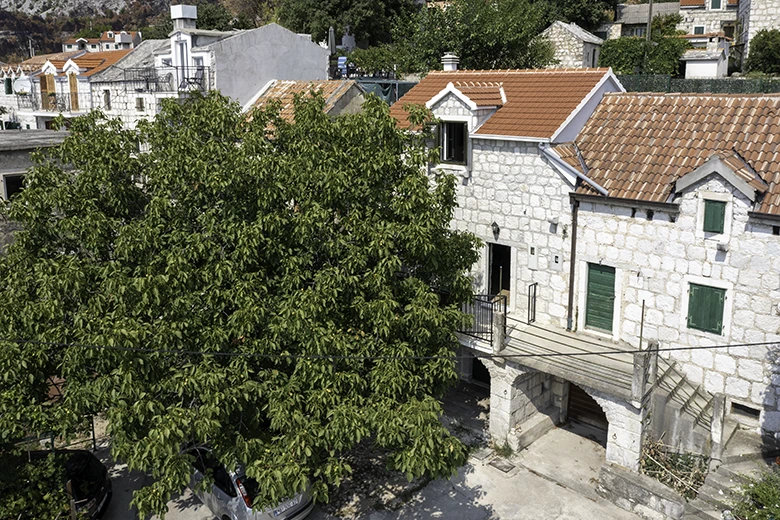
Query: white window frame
710,0,723,9
695,191,732,241
680,275,733,338
693,25,706,35
576,260,623,342
434,115,471,176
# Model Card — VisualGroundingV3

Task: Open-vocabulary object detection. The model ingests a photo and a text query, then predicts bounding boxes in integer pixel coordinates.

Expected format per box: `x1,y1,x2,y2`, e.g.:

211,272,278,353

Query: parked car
186,447,314,520
26,449,112,519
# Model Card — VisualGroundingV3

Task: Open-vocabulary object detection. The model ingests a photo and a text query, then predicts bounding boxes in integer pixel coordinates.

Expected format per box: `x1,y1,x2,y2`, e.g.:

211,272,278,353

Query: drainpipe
566,198,579,331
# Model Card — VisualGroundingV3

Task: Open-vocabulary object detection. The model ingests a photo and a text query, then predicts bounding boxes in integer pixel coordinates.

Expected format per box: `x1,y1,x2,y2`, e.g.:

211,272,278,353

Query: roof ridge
429,67,609,75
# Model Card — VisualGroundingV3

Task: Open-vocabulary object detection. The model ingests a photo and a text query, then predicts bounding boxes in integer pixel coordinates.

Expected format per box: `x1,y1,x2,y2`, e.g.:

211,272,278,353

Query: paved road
99,425,639,520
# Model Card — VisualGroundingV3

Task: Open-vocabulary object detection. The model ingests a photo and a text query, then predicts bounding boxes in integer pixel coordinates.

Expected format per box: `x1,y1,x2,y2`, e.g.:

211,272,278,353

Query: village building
62,30,143,53
245,79,365,118
541,21,603,69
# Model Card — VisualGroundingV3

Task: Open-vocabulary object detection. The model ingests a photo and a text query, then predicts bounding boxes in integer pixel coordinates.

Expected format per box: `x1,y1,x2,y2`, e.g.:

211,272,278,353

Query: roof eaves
674,154,761,201
426,82,479,111
549,68,624,143
542,143,608,196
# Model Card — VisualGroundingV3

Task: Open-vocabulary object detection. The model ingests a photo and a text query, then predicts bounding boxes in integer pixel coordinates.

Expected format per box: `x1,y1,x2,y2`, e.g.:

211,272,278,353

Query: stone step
507,407,559,453
683,497,722,520
721,429,780,465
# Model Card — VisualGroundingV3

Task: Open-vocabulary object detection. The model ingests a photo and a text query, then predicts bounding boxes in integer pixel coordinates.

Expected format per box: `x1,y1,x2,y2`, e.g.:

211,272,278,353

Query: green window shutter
586,263,616,331
4,78,11,95
703,200,726,233
688,283,725,334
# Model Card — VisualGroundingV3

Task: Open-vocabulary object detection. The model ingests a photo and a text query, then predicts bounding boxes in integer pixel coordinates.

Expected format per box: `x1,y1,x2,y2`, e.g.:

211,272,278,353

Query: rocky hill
0,0,129,18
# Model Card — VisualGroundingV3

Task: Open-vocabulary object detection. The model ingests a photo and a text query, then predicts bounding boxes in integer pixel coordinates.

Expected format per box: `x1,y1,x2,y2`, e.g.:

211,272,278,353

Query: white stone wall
678,8,738,34
447,137,574,327
543,24,587,68
586,385,642,470
742,0,780,56
575,174,780,436
90,82,165,129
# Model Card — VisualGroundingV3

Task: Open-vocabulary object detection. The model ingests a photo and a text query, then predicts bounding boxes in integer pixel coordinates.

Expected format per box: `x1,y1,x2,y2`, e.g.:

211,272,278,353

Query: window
193,56,204,68
3,174,24,200
136,97,145,112
694,26,705,35
586,263,616,331
711,0,721,8
687,283,725,334
703,199,726,233
103,90,111,110
4,77,12,95
439,121,467,164
161,58,172,67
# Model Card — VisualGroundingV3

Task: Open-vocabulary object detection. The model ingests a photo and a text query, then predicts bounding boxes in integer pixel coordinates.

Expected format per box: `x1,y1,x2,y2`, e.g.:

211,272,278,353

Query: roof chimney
171,4,197,31
441,52,459,71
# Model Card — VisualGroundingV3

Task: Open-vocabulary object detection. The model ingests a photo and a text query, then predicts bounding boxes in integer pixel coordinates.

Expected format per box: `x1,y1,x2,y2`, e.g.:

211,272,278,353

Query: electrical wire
1,336,777,362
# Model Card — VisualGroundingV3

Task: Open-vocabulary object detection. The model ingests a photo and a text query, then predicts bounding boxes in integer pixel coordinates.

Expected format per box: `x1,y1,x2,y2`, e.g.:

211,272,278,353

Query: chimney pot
171,4,198,31
441,52,459,71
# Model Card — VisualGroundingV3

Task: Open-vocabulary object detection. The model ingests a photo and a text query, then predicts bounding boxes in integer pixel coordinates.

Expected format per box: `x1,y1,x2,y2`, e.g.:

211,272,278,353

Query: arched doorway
471,357,491,387
567,384,609,432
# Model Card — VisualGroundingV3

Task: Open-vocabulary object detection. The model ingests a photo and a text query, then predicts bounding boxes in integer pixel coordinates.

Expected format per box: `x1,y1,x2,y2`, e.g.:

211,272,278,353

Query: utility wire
1,336,778,362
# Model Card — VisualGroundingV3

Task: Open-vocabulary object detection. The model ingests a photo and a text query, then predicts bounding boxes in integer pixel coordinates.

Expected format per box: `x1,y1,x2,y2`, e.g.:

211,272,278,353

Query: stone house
388,65,655,470
553,93,780,453
62,30,143,53
595,2,681,40
541,21,603,69
86,4,329,129
679,0,739,39
738,0,780,58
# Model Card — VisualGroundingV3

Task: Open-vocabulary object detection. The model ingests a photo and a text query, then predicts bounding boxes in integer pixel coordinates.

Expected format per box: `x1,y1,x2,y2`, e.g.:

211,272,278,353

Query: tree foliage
0,452,77,520
350,0,554,76
599,14,690,75
535,0,616,32
728,467,780,519
278,0,419,46
0,92,480,518
745,29,780,75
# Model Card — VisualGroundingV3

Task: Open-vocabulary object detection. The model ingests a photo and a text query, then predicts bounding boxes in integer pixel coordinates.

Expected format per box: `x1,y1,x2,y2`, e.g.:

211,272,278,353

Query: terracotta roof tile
389,68,612,139
252,79,361,122
573,93,780,215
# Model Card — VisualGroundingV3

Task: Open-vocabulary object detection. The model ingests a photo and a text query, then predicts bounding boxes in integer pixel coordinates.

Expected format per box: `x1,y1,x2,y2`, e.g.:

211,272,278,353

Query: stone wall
576,173,780,437
743,0,780,56
543,24,587,68
678,7,738,34
587,385,643,470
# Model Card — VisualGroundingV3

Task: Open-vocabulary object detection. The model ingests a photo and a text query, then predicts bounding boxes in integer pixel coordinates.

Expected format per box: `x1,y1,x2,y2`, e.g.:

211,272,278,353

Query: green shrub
745,29,780,75
728,467,780,520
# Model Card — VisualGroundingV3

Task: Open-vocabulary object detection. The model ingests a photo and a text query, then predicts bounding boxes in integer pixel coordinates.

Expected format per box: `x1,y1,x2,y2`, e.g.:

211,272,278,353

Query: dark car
25,449,113,519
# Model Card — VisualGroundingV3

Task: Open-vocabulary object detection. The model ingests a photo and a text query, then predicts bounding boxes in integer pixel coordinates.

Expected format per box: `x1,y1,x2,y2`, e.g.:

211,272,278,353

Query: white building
87,4,330,129
62,31,143,53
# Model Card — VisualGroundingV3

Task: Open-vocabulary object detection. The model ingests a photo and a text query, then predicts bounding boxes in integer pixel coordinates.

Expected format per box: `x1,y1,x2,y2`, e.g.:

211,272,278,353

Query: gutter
566,198,579,331
747,211,780,224
539,143,608,197
569,192,680,213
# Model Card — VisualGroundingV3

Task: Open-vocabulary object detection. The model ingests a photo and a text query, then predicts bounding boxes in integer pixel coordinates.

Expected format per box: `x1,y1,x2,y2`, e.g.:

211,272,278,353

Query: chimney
171,4,197,31
441,52,459,71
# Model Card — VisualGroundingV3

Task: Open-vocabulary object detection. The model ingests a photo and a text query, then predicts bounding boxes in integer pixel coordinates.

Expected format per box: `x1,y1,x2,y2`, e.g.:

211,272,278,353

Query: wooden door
585,263,615,331
68,74,79,112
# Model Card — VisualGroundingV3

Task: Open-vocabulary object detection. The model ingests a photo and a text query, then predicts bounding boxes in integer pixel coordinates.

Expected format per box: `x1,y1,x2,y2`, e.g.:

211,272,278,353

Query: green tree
536,0,616,32
278,0,419,46
73,23,112,39
729,467,780,519
745,29,780,75
0,92,480,518
352,0,554,76
0,451,79,520
599,14,689,75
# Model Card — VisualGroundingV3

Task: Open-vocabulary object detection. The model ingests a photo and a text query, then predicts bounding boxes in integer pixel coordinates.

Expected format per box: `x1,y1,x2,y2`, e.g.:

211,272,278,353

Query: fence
459,294,507,344
617,74,780,94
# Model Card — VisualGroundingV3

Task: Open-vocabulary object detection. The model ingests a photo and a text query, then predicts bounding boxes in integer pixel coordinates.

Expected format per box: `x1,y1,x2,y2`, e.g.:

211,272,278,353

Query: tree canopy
0,92,480,518
350,0,554,76
599,14,690,75
745,29,780,75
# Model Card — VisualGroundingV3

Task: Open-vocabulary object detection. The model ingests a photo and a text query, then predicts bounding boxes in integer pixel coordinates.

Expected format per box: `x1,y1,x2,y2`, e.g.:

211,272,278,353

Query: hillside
0,0,128,18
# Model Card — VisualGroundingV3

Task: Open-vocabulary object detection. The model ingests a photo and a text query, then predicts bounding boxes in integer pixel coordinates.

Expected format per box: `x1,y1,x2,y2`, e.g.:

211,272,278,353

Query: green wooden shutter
687,284,725,334
586,263,616,331
703,200,726,233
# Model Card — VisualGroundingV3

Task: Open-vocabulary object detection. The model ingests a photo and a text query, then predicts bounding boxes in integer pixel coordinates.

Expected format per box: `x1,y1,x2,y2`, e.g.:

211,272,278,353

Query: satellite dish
13,77,31,94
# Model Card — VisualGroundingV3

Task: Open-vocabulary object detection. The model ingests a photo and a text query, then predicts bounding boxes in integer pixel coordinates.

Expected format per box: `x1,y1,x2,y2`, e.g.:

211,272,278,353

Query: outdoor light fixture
491,221,500,240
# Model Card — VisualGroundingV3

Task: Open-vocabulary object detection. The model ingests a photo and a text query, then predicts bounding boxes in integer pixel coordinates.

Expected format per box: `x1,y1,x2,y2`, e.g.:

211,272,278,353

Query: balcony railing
17,93,78,112
124,66,214,93
459,294,507,343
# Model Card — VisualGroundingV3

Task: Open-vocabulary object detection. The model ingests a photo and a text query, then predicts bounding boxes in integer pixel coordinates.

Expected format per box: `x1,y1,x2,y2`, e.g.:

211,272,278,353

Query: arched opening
567,383,608,447
471,357,491,387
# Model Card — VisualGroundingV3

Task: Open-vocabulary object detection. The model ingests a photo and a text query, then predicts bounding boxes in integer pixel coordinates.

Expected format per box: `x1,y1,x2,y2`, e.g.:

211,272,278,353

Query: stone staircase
684,427,780,519
652,358,715,453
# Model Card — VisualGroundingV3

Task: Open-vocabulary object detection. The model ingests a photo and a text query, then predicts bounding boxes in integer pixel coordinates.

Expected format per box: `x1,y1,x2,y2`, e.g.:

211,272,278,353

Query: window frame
136,97,145,112
703,199,726,233
710,0,722,9
687,283,726,334
693,26,706,35
696,192,732,240
439,121,468,165
103,89,111,110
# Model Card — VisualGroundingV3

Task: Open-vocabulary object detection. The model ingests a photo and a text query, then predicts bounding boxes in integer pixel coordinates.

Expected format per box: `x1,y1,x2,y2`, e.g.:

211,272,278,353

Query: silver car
187,447,314,520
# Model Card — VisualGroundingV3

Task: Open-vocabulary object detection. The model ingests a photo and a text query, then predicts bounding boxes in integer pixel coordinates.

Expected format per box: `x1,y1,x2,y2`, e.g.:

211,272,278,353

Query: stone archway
579,384,643,471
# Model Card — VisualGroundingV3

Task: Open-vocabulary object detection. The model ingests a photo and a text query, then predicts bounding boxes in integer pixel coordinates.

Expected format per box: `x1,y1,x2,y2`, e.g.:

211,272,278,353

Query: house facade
87,4,330,129
62,31,143,53
738,0,780,57
679,0,738,38
557,93,780,445
389,66,652,470
541,21,603,69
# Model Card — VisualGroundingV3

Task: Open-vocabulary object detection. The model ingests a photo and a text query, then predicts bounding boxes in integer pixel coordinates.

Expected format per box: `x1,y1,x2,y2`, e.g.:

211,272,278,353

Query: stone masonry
678,7,738,35
542,22,602,68
575,173,780,438
739,0,780,56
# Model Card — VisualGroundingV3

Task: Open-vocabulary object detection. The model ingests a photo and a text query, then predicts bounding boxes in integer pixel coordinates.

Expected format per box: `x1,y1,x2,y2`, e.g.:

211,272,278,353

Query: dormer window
703,199,726,233
710,0,722,9
440,122,467,164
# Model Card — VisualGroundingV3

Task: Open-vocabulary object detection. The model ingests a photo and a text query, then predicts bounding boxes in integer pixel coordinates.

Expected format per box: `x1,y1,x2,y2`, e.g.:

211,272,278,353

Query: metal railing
527,283,537,324
459,294,507,343
124,66,214,93
16,93,79,112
